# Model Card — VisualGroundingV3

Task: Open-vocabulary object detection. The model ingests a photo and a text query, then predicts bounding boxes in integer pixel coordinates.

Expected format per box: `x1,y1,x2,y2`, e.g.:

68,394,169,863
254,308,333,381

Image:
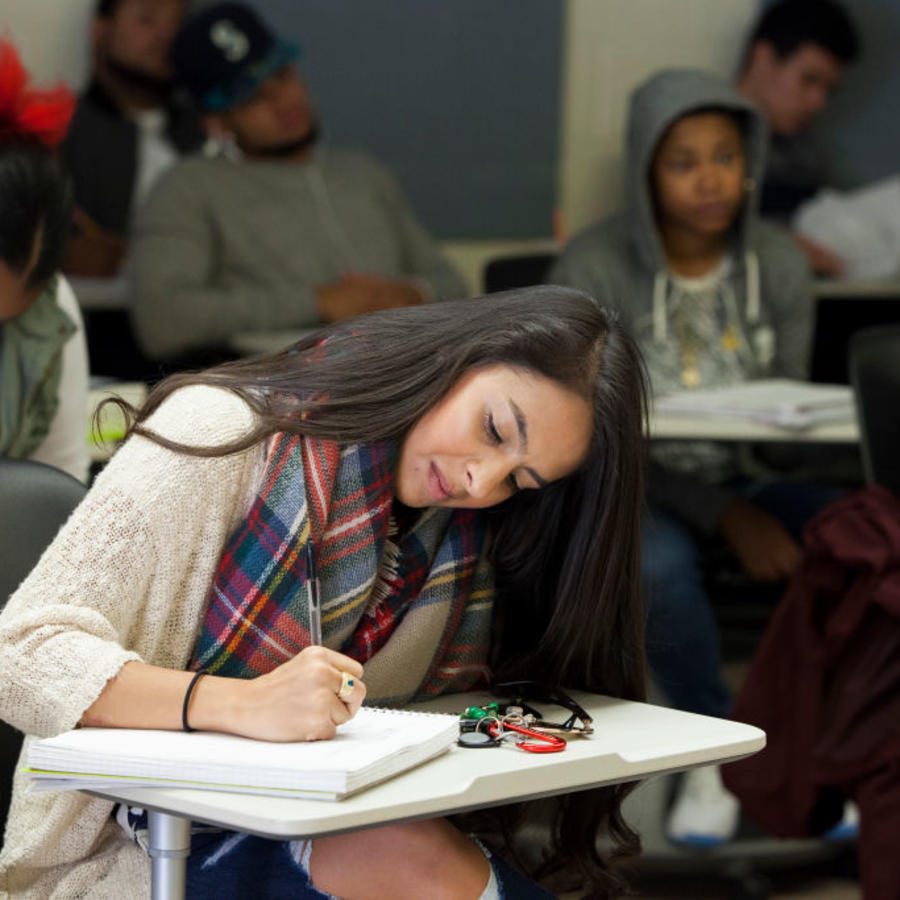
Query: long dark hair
118,285,649,895
0,139,73,287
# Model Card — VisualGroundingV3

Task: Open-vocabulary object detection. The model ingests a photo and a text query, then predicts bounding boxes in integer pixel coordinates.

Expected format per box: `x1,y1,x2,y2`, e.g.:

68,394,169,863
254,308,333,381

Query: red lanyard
487,719,567,753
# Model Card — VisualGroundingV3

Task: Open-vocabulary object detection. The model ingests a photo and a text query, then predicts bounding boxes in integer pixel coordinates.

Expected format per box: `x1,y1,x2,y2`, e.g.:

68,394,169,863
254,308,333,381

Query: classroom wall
248,0,563,242
4,0,94,91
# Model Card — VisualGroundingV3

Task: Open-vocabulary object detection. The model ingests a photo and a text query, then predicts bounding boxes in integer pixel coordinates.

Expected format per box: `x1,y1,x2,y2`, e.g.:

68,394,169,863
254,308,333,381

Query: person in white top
0,42,90,483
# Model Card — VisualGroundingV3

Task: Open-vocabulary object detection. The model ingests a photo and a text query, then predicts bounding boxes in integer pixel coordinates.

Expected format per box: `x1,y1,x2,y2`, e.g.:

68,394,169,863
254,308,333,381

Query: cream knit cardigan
0,386,267,899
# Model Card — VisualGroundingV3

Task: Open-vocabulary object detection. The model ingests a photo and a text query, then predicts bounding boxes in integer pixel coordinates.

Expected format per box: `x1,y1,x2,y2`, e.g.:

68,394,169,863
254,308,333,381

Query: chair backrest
0,459,87,848
482,252,557,294
848,324,900,493
810,293,900,384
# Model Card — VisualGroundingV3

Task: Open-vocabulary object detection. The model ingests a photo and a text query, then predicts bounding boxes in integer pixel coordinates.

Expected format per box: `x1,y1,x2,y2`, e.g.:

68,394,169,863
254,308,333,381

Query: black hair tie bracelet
182,669,209,733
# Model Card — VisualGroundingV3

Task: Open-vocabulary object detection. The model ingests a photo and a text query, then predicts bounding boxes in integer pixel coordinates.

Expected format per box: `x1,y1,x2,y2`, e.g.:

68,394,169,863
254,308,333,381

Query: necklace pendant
722,325,739,351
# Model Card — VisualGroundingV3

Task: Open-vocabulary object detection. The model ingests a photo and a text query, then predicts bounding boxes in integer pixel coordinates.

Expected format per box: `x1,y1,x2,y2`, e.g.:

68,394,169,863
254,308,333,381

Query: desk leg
147,811,191,900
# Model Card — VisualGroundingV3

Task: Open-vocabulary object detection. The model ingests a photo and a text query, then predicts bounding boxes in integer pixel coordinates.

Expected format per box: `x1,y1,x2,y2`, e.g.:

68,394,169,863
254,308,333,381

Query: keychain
458,703,566,753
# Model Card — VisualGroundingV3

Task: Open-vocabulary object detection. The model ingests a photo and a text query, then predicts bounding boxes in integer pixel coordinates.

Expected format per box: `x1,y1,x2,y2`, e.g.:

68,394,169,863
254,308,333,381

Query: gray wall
248,0,563,239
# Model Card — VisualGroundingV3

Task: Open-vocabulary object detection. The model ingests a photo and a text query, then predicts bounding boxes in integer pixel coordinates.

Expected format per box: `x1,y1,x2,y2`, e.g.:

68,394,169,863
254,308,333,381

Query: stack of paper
655,379,855,430
27,707,459,801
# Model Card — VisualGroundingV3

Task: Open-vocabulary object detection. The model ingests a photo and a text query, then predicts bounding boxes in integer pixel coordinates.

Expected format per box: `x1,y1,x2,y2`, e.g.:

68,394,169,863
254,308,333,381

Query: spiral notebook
26,707,459,801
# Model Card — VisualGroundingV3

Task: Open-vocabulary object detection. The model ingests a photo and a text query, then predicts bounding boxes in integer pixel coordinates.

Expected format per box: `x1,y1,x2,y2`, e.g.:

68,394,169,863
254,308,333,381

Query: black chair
849,324,900,495
482,252,557,294
0,459,87,849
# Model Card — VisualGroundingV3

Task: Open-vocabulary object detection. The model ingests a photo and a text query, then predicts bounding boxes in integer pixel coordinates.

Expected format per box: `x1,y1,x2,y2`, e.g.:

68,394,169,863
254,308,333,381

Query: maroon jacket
723,485,900,836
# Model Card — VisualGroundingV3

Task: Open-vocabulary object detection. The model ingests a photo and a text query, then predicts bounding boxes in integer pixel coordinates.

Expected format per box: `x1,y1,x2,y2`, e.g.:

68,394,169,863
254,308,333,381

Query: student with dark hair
130,2,467,365
60,0,203,277
550,68,838,846
0,41,89,482
736,0,860,275
0,286,648,898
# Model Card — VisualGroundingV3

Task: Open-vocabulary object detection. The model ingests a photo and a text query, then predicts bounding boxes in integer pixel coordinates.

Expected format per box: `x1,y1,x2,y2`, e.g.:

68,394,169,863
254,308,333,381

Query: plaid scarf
191,432,494,705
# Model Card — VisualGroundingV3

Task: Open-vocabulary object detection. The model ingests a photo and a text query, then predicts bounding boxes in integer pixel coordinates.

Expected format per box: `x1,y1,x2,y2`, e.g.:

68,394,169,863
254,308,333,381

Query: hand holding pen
307,540,358,704
220,541,365,742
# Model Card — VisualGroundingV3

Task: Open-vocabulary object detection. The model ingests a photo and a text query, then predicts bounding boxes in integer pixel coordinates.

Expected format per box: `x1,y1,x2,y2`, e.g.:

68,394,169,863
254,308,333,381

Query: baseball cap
171,2,299,112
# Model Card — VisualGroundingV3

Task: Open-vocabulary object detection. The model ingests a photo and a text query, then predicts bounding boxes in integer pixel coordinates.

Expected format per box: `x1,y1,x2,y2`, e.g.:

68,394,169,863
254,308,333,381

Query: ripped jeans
182,828,555,899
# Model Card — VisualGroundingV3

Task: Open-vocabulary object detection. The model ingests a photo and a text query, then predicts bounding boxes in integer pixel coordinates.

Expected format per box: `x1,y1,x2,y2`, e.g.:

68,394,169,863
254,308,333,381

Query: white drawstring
744,250,760,325
652,270,668,342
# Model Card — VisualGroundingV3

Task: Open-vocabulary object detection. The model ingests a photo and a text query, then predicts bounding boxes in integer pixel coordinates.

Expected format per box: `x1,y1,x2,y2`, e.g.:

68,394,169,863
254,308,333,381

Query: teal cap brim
202,38,300,112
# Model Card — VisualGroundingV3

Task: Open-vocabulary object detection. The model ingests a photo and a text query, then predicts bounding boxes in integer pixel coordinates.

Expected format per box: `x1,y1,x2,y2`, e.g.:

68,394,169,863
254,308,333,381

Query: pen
306,540,323,646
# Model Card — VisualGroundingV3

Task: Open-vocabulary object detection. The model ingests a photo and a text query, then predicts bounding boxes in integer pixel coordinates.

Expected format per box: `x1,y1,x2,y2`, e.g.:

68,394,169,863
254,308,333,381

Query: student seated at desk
549,68,839,847
130,2,468,368
0,287,647,899
0,43,90,483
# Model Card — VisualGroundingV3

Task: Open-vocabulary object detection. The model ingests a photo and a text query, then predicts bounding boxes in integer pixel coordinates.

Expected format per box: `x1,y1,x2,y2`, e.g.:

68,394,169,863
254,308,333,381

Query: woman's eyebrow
509,398,547,488
509,398,528,452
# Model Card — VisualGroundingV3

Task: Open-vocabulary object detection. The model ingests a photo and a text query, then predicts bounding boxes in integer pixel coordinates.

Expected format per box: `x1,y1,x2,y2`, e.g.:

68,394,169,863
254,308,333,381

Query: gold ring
337,670,356,701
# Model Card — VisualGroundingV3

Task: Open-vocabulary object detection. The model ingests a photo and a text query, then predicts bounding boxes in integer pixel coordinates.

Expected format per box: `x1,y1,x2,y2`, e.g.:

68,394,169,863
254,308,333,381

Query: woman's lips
428,462,453,501
694,201,733,220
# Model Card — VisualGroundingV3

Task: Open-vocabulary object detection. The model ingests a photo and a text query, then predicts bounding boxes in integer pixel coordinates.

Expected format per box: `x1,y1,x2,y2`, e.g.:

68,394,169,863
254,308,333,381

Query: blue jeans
643,480,842,719
184,829,555,899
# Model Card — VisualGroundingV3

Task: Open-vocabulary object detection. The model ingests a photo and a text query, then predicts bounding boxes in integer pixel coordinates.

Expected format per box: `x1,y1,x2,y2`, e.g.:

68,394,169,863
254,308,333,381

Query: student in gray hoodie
550,68,838,845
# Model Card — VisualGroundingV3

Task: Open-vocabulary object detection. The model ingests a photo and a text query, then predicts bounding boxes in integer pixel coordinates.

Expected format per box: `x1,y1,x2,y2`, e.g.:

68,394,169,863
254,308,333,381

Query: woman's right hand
210,646,366,742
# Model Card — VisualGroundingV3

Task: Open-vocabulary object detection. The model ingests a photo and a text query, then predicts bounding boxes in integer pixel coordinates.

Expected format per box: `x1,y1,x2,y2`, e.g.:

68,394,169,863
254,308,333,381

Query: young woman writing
0,286,648,898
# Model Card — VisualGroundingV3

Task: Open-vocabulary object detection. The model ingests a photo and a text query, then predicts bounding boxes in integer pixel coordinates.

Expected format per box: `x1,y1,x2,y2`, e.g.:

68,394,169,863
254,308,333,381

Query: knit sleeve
0,386,264,738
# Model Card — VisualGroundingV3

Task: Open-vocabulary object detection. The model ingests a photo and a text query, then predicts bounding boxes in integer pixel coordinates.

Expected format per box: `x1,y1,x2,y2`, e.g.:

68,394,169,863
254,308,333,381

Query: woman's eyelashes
483,412,519,493
484,411,502,445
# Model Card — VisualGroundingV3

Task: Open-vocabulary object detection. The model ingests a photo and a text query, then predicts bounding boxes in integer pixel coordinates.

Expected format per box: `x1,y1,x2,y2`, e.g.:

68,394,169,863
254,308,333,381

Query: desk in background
87,690,764,900
68,275,131,311
649,411,858,444
814,277,900,298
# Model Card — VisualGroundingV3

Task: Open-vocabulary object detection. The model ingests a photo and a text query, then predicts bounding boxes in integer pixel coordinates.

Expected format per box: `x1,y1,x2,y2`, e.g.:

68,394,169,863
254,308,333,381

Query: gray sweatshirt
549,69,813,534
130,148,468,361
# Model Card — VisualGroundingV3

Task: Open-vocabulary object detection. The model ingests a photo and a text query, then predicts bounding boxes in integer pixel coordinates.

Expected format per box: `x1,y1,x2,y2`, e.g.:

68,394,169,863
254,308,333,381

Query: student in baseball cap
171,1,301,114
130,2,467,367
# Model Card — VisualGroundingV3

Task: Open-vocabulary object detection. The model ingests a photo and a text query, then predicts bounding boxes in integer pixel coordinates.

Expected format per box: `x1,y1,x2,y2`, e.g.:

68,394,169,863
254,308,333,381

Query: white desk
86,691,764,900
815,277,900,298
649,411,859,443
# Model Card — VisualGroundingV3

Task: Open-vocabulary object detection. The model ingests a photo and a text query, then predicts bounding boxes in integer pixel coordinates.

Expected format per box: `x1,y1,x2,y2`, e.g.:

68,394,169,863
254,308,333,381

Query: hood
625,68,769,273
